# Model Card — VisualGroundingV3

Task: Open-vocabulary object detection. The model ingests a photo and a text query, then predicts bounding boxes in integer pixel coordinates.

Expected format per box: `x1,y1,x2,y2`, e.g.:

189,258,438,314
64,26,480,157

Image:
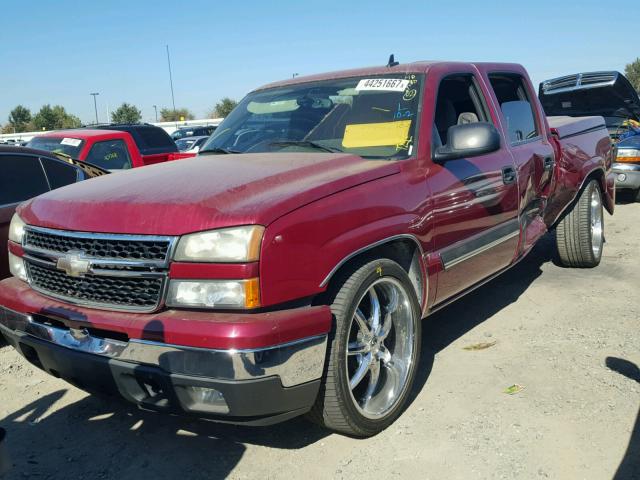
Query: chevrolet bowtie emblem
69,327,91,342
56,251,91,277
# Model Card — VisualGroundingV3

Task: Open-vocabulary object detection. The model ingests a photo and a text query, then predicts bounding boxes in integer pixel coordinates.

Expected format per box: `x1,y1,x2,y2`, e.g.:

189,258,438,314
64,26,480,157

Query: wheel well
318,238,425,308
585,168,605,193
581,168,613,214
552,168,608,229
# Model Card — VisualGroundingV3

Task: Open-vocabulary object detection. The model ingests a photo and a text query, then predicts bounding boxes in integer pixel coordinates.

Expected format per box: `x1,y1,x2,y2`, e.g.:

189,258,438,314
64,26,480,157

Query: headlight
616,148,640,163
8,214,26,244
174,226,264,263
8,252,27,282
166,279,260,309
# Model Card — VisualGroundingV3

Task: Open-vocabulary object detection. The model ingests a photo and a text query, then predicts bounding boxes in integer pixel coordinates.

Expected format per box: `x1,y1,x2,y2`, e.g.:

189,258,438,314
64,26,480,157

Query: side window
85,140,132,170
0,155,50,205
433,74,490,147
41,157,80,189
488,74,539,143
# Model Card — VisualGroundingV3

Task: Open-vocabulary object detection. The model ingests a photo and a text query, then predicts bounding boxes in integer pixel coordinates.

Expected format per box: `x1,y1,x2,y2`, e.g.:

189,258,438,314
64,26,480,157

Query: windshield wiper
269,140,343,153
199,147,241,154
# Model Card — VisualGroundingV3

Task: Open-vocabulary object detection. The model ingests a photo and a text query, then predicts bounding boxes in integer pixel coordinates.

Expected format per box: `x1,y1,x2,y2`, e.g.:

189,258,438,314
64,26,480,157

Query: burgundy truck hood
18,153,399,235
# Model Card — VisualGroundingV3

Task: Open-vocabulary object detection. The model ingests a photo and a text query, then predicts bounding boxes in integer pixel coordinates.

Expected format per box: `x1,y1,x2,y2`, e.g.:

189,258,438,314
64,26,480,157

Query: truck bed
544,115,615,226
547,115,606,139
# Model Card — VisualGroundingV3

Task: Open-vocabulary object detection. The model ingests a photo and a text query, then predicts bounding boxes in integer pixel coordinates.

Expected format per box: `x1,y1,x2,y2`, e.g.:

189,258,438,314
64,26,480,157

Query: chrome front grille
24,229,171,262
541,71,618,95
27,263,164,309
22,226,176,312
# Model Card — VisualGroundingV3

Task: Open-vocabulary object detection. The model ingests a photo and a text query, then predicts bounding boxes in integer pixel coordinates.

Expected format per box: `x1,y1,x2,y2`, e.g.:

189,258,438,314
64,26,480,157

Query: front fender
258,171,430,307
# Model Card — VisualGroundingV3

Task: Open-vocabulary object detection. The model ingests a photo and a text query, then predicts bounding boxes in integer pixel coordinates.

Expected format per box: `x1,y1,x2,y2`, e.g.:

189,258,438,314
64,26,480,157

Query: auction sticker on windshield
355,79,410,92
60,138,82,147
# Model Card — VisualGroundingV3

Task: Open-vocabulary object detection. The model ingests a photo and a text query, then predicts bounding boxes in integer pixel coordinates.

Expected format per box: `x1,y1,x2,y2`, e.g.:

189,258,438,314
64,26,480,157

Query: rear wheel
635,188,640,203
556,179,604,268
309,258,422,437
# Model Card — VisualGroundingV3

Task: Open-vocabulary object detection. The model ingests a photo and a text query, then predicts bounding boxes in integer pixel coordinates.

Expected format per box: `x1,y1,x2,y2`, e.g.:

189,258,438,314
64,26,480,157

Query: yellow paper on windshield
342,120,411,148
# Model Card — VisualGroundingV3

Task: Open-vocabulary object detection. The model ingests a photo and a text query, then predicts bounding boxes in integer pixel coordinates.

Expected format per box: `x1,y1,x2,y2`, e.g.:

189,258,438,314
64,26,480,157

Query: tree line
625,58,640,92
1,98,239,134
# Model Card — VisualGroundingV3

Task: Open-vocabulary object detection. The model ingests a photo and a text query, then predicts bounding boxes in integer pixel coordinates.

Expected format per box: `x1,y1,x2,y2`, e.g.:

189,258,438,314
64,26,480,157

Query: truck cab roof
256,60,526,91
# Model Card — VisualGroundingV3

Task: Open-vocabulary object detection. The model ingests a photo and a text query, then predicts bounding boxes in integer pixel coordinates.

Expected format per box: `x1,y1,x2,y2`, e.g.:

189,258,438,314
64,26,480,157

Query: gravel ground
0,200,638,480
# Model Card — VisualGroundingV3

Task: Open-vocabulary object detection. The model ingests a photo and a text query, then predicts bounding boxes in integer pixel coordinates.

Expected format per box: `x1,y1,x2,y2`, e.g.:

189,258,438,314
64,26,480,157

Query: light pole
90,92,99,125
166,45,177,115
153,105,158,122
292,73,299,78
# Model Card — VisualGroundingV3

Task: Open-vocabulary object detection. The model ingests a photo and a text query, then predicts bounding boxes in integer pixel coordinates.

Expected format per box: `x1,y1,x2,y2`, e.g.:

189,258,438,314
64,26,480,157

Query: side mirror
433,122,501,163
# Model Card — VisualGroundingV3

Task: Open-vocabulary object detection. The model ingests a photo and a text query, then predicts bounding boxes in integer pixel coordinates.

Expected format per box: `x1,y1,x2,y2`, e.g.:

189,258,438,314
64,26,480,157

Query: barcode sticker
60,138,82,147
355,78,410,92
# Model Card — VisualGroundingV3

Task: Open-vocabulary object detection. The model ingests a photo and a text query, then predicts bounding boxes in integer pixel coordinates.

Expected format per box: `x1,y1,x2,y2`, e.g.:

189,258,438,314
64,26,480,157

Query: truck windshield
200,74,423,159
27,136,85,158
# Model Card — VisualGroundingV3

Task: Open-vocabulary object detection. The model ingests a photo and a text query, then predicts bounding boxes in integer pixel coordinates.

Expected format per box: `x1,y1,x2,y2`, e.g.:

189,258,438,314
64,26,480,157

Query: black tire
635,188,640,203
556,179,604,268
308,258,422,437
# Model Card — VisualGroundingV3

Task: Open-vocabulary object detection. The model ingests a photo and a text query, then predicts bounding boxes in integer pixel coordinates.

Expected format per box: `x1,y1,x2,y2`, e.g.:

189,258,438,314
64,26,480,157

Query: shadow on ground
1,388,329,479
606,357,640,480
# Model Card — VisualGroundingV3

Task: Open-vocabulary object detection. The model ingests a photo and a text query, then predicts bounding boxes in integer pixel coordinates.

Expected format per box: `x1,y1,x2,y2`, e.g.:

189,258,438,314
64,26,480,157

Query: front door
426,72,520,303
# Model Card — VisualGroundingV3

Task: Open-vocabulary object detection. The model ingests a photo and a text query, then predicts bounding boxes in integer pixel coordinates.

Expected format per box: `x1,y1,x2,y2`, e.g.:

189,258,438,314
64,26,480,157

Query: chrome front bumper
0,306,327,388
613,163,640,190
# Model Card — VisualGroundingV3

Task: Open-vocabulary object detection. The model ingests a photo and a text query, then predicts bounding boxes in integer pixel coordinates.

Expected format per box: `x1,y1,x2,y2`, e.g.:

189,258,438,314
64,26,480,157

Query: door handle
502,166,517,185
543,155,555,171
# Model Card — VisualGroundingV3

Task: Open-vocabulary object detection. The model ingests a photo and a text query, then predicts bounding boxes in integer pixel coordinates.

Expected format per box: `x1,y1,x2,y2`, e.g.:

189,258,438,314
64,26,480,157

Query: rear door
427,71,521,303
486,72,556,252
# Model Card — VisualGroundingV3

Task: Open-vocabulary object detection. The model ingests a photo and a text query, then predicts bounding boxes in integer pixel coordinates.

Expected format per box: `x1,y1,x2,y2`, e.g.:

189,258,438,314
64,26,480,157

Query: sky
0,0,633,125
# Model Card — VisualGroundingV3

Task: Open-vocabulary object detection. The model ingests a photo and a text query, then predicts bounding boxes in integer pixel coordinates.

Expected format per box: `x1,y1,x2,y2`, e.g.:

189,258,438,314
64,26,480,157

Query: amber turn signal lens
244,277,261,309
616,156,640,164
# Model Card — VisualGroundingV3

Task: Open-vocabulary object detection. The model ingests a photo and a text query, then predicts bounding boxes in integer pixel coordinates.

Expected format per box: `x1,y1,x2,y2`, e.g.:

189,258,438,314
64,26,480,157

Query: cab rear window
85,140,132,169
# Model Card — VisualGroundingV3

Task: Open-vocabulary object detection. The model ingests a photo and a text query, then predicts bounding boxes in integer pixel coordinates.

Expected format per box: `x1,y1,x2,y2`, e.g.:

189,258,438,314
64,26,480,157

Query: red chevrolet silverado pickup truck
26,124,194,170
0,61,615,437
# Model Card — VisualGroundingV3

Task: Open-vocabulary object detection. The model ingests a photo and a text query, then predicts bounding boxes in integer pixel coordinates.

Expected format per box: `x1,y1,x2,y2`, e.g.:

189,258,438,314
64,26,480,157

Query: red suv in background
27,124,194,170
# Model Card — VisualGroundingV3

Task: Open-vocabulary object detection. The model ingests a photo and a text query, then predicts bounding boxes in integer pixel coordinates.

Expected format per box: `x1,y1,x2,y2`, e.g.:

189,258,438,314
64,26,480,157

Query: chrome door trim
440,218,521,270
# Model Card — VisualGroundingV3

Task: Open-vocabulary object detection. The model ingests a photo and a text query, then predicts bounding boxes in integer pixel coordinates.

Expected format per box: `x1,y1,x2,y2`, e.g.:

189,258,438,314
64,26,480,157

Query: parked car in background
0,146,108,279
171,125,217,140
0,61,614,437
27,124,195,170
615,134,640,201
175,135,209,153
539,71,640,201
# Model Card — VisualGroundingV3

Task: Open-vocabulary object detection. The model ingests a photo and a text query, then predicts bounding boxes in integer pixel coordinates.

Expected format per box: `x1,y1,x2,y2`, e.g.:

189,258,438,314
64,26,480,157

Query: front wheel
556,179,604,268
309,258,422,437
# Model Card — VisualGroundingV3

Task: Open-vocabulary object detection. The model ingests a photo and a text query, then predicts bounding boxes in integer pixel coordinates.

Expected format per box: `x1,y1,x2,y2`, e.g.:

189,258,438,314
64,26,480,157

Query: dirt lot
0,199,638,480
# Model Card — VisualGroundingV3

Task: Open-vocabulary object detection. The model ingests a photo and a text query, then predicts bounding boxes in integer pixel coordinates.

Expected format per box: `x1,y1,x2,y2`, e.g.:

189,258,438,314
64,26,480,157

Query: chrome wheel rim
590,188,603,257
345,278,415,419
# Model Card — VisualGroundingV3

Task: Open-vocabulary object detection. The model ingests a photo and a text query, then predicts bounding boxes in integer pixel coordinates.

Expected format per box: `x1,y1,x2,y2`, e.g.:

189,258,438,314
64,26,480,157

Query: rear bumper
613,163,640,190
0,278,332,425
